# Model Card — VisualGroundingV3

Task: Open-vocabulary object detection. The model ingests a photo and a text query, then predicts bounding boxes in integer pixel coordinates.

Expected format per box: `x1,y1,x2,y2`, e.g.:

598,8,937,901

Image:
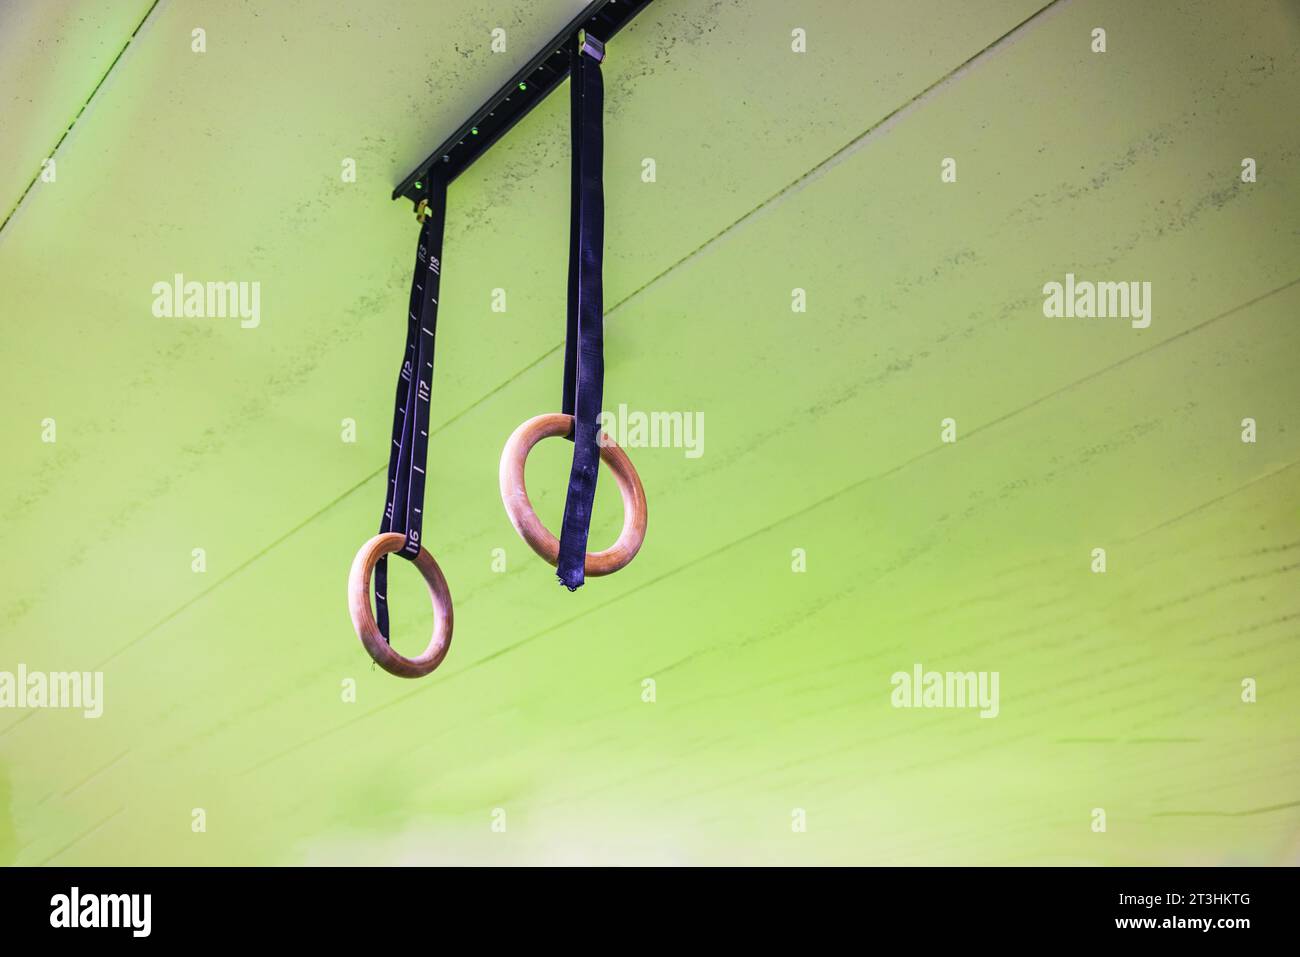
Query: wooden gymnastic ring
347,532,453,678
499,413,647,576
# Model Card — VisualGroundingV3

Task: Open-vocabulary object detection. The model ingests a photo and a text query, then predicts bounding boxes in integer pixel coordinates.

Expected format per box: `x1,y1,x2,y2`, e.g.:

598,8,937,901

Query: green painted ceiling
1,0,1298,865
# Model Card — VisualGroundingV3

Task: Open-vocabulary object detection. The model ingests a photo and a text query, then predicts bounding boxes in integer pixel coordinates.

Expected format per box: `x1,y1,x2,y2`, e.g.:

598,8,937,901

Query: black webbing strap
375,175,447,639
557,35,606,591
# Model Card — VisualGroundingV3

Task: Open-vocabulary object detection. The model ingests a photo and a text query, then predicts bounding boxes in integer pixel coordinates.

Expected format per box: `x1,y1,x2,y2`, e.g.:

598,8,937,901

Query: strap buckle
580,33,605,62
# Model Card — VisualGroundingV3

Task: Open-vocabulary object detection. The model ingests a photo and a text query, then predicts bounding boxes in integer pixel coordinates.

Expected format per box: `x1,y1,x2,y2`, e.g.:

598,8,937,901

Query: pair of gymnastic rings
348,416,648,678
346,35,647,679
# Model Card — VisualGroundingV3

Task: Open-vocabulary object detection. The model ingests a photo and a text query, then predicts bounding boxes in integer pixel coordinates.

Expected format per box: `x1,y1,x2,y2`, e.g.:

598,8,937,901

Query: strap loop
556,38,607,591
374,175,447,639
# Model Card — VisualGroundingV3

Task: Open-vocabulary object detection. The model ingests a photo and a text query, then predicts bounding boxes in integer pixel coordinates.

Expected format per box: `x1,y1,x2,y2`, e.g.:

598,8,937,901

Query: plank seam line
92,467,377,669
1153,799,1300,818
607,0,1070,315
410,0,1072,445
132,271,1300,768
80,0,1072,668
0,0,164,237
34,806,124,866
235,275,1300,777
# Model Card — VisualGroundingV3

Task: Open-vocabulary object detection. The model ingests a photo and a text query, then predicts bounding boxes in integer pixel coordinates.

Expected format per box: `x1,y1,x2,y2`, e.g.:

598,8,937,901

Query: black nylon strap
556,38,606,591
375,176,447,639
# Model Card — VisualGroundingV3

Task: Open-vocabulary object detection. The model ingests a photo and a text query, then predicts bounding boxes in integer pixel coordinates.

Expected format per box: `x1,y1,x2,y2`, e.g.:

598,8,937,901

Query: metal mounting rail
392,0,655,204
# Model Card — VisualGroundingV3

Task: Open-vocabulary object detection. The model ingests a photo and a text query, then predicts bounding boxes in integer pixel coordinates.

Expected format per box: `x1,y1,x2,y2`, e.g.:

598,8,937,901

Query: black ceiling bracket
392,0,654,206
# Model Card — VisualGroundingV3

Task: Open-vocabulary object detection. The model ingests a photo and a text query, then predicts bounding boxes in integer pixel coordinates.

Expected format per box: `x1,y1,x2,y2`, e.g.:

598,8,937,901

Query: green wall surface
1,0,1297,865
